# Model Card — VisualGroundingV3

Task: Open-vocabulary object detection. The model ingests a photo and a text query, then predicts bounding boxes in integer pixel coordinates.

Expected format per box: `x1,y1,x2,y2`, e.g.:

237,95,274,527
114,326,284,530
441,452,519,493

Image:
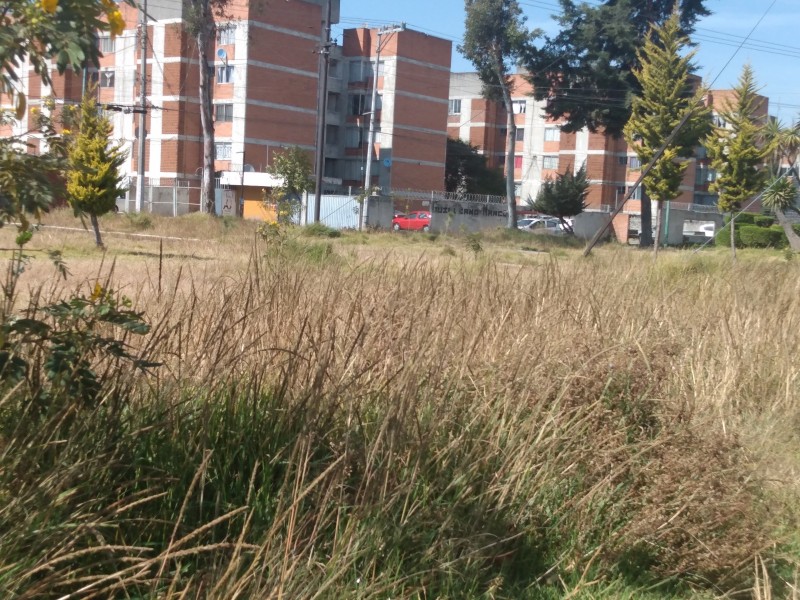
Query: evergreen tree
623,11,711,257
528,165,589,233
705,64,768,261
459,0,539,228
522,0,709,136
445,137,506,196
66,93,127,248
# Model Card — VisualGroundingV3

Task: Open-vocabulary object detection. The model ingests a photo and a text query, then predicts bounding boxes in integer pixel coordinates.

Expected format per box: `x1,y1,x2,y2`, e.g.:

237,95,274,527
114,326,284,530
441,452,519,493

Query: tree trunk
502,96,517,228
197,10,216,215
639,187,653,247
775,208,800,252
652,199,663,258
90,213,104,248
730,212,737,262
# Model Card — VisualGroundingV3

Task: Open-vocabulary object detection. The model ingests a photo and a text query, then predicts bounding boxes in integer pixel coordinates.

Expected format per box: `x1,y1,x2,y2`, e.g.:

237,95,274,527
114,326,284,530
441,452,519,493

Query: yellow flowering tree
65,92,127,247
0,0,126,229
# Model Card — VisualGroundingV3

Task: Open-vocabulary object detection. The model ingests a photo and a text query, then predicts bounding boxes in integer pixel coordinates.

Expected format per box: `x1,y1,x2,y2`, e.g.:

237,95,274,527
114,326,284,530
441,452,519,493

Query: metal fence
300,194,361,229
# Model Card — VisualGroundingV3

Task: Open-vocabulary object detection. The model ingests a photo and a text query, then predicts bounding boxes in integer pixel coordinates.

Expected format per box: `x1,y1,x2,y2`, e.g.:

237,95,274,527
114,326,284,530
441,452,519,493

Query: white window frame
217,24,235,46
542,155,558,170
100,69,115,88
544,127,561,142
216,65,234,84
98,36,114,54
214,142,232,160
448,99,462,115
512,100,526,114
215,103,233,122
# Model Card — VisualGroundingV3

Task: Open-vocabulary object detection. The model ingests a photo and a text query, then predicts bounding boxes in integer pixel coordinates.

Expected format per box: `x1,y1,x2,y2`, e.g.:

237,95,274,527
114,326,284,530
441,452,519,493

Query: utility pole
136,0,148,213
313,0,333,223
361,23,404,229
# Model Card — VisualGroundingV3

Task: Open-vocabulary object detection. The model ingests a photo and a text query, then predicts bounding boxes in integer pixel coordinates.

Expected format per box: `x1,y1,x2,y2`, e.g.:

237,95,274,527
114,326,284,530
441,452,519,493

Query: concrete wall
572,211,613,241
430,201,508,233
366,196,394,229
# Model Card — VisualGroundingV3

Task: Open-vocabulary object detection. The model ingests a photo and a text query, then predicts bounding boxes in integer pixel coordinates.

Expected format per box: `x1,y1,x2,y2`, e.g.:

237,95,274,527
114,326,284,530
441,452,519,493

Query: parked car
699,223,715,237
392,211,431,232
519,216,565,235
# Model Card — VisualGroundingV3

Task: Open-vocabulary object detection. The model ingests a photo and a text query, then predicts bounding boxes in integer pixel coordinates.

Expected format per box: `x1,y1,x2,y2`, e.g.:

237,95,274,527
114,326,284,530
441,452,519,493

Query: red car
392,211,431,232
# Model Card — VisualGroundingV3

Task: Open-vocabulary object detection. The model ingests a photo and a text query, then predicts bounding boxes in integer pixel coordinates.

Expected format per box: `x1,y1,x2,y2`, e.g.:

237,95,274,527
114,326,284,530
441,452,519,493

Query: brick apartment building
448,72,771,242
1,0,452,216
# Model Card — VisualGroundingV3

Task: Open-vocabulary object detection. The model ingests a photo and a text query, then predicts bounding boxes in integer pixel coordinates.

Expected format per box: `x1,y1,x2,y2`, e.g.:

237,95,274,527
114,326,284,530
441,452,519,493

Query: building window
345,126,363,149
215,142,232,160
348,60,368,82
343,159,364,180
100,70,115,88
629,156,642,169
616,186,627,201
348,93,368,116
215,103,233,122
217,65,234,84
326,124,339,145
512,100,526,114
627,185,642,200
329,59,341,79
448,99,462,115
542,155,558,170
544,127,560,142
514,155,523,169
97,36,115,54
327,92,340,113
618,156,628,166
514,182,522,197
695,165,717,185
515,128,525,142
217,24,235,45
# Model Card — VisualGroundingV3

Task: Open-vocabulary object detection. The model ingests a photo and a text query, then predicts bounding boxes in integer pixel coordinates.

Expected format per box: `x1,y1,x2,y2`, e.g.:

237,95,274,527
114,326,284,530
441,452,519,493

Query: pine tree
66,93,127,248
623,11,711,257
705,65,768,261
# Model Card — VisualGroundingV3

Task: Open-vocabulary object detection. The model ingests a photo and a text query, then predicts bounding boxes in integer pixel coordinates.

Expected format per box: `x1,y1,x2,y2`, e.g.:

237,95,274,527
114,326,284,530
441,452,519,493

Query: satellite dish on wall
383,158,392,168
216,48,228,64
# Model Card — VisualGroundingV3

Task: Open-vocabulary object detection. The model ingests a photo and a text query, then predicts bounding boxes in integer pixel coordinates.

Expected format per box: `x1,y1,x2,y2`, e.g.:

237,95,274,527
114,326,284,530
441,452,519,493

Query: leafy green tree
65,93,127,248
623,12,711,256
0,0,124,231
459,0,539,228
445,137,506,196
527,165,589,233
522,0,710,136
705,65,768,261
266,146,313,223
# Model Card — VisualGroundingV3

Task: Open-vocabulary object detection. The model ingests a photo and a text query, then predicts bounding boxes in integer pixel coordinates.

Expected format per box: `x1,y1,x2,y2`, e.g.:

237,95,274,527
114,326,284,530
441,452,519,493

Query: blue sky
334,0,800,123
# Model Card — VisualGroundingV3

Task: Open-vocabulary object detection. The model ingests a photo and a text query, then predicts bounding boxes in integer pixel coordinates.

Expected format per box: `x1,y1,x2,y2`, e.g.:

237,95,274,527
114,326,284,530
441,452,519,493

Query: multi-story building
333,27,451,194
448,72,771,242
1,2,452,217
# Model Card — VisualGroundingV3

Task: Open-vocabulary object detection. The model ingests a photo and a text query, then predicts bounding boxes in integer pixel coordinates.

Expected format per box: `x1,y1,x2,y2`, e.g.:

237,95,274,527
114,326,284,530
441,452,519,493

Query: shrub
124,211,153,230
303,222,341,238
754,215,776,227
738,224,787,248
724,211,758,225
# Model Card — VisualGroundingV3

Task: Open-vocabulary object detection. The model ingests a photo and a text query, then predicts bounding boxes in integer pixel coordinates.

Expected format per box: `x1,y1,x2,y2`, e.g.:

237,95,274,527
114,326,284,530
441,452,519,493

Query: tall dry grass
1,217,799,598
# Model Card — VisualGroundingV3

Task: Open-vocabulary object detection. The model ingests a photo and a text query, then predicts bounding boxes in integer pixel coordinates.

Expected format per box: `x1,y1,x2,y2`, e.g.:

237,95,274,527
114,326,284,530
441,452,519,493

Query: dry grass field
1,209,799,599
